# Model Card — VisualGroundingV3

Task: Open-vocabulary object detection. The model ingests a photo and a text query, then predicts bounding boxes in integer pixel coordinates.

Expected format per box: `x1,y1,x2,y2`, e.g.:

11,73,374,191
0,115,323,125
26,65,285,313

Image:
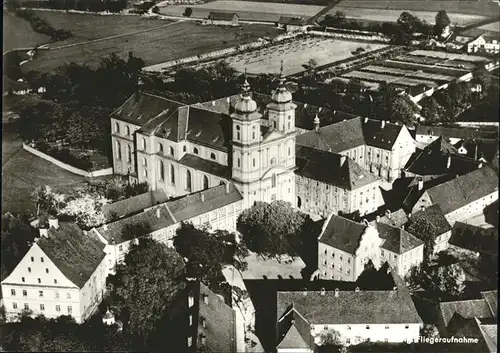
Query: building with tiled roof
276,16,308,32
103,189,169,220
454,138,498,164
111,75,297,211
466,34,500,54
408,204,453,253
297,117,415,183
415,125,499,145
412,166,498,225
449,222,498,257
276,271,423,350
93,183,243,272
376,209,409,228
295,145,384,217
205,12,239,26
1,220,107,323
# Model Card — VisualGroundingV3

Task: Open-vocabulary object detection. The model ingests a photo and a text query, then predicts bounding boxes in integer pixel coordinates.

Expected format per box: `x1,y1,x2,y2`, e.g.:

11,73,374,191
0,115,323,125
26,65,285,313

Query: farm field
225,37,387,75
3,13,50,52
478,21,500,32
408,50,491,62
159,0,492,25
342,70,439,87
22,20,282,73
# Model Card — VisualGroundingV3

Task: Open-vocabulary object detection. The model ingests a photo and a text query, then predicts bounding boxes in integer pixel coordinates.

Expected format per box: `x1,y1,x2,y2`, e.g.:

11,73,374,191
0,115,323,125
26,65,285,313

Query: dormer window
202,293,209,305
193,148,199,155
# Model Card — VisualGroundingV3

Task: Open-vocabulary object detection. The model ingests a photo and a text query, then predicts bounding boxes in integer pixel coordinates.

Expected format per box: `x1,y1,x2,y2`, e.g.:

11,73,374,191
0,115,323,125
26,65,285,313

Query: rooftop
449,222,498,257
103,189,169,220
416,125,499,141
37,223,106,288
377,209,409,228
376,222,423,254
207,11,238,20
318,214,367,254
409,204,452,238
439,299,494,327
481,291,498,318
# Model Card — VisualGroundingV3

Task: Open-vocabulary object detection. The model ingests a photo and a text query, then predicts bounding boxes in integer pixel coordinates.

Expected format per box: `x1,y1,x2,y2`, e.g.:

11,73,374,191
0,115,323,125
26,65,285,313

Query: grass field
478,21,500,32
3,13,51,52
225,37,387,75
22,19,281,73
159,0,492,25
2,128,87,215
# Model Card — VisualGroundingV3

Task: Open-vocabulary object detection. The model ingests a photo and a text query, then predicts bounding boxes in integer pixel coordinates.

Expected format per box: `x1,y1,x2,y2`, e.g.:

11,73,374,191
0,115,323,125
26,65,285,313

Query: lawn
226,37,387,75
22,20,282,73
240,252,305,280
3,13,51,52
159,0,492,25
478,21,500,32
2,128,88,215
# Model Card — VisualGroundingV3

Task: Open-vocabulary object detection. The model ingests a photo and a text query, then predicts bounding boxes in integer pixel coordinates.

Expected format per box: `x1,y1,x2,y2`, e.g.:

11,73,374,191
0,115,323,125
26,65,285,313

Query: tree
427,263,466,298
420,96,441,123
317,328,342,346
237,201,307,258
334,10,346,21
389,96,417,126
308,58,318,71
17,99,64,142
405,264,426,290
106,238,186,342
59,194,108,229
421,324,440,339
183,7,192,17
32,185,65,216
473,68,491,93
407,218,437,265
434,10,451,36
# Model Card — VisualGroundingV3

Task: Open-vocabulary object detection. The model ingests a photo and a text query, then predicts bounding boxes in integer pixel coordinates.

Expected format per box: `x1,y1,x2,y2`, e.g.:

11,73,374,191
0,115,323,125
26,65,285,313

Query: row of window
27,267,50,274
114,122,131,137
20,277,58,284
12,302,72,314
323,261,351,275
11,289,72,299
30,256,44,262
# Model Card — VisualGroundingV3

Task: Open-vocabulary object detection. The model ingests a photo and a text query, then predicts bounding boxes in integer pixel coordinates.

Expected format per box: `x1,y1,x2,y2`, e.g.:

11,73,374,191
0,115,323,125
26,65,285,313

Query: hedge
35,142,94,171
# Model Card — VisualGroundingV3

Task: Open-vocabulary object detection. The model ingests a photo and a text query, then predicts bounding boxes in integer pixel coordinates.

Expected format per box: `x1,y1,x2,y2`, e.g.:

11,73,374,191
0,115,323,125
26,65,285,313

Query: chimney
156,208,161,218
334,288,339,298
203,294,209,304
447,156,451,169
226,182,230,194
340,155,347,167
302,287,307,296
39,228,49,238
48,218,59,230
478,162,483,169
385,209,391,218
381,120,386,129
364,117,368,123
313,113,320,132
320,287,326,296
418,178,424,191
201,194,205,202
355,287,360,293
376,215,380,223
211,101,216,106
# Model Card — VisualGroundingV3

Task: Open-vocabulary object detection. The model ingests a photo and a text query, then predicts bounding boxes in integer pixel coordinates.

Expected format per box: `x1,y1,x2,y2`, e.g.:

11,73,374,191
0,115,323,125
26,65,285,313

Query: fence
23,143,114,177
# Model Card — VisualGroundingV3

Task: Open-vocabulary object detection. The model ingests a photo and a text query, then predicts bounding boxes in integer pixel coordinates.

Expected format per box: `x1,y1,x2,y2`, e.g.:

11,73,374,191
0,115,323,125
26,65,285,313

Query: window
405,325,409,329
125,125,130,136
56,305,61,312
170,164,175,185
366,325,370,330
23,290,27,297
346,338,351,344
126,145,132,163
193,148,199,155
40,304,45,311
323,260,327,265
210,152,216,160
11,289,16,296
393,254,397,260
116,141,121,159
273,121,277,128
324,249,327,255
237,131,240,140
330,263,334,269
13,302,17,309
237,158,241,168
67,306,72,314
183,145,187,152
188,295,194,308
186,170,192,191
288,147,291,156
24,303,29,310
158,143,163,154
66,293,71,300
252,131,256,140
45,268,49,274
142,138,147,150
39,291,43,298
22,277,25,283
288,122,291,129
385,325,389,329
347,325,351,330
159,161,165,180
37,278,41,284
188,336,193,347
28,267,31,273
203,175,209,190
252,158,256,167
55,292,59,299
115,122,120,133
347,269,350,275
272,174,277,188
142,157,147,167
347,258,351,264
381,249,385,257
31,257,34,262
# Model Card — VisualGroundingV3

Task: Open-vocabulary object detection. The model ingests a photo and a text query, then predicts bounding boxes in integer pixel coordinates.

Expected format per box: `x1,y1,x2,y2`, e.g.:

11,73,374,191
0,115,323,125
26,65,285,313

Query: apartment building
1,220,107,323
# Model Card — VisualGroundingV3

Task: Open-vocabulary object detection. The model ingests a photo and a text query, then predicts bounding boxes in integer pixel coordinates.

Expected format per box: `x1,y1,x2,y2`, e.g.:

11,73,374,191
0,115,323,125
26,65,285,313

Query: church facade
110,75,297,209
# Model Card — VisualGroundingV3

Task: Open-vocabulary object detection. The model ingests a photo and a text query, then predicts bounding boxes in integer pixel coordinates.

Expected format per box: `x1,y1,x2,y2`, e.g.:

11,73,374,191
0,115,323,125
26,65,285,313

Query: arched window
142,138,147,150
116,141,121,159
252,158,256,167
126,144,132,163
125,125,130,136
236,125,241,140
210,153,216,160
203,175,209,190
272,174,277,188
142,157,147,167
159,161,165,180
186,170,192,191
273,121,277,128
158,143,163,154
270,157,276,165
115,122,120,133
193,148,199,155
170,146,175,156
170,165,175,185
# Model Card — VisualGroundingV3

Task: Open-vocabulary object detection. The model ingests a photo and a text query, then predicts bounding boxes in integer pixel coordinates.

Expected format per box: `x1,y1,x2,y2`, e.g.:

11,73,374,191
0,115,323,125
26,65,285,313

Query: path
307,0,343,25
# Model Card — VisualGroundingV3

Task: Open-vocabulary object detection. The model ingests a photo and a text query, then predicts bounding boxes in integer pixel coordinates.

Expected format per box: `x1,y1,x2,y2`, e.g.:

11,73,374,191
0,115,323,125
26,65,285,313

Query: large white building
1,220,107,323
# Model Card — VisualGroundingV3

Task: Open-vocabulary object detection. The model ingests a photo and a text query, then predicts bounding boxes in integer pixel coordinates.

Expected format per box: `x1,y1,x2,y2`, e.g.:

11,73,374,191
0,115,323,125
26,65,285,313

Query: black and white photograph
1,0,499,351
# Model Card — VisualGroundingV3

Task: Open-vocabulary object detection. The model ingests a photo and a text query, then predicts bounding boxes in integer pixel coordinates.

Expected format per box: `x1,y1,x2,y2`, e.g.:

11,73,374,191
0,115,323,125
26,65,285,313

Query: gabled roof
416,125,499,141
449,222,498,257
184,107,232,151
439,299,494,327
207,11,238,20
424,166,498,215
378,209,409,227
295,145,379,190
276,308,313,350
318,214,367,254
363,119,404,150
376,223,423,254
479,323,497,353
277,288,423,325
409,204,452,238
37,223,105,288
103,189,169,220
454,138,499,163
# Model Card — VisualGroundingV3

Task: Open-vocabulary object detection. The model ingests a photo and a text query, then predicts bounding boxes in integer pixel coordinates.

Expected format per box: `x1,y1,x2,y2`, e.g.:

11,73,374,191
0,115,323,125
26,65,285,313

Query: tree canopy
407,218,437,265
434,10,451,36
237,201,308,257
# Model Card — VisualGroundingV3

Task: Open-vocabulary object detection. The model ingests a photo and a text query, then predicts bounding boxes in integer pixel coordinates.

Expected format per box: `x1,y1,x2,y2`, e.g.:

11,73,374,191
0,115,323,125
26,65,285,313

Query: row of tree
7,0,128,13
15,9,72,41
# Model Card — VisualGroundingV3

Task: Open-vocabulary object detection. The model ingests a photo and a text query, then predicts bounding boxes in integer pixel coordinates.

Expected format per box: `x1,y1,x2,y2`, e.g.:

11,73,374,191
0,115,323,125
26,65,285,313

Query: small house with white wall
467,35,499,54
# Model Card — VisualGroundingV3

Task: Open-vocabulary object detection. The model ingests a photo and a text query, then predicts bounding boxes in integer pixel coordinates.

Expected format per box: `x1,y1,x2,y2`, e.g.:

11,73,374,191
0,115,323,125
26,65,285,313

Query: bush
183,7,193,17
152,6,159,14
15,9,73,41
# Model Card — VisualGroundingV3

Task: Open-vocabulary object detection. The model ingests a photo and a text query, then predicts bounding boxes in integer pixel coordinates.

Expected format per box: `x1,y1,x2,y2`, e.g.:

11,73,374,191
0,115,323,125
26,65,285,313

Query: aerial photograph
1,0,498,351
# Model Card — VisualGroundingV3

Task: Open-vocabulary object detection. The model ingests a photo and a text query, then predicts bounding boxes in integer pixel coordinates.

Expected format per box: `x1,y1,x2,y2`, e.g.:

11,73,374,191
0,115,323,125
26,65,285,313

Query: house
93,183,243,272
408,204,453,253
448,222,498,258
205,12,239,26
436,290,497,337
415,125,498,145
295,145,384,217
103,189,169,220
111,75,297,210
276,16,308,32
1,220,107,323
165,280,237,352
411,166,498,225
317,214,382,281
276,272,423,350
376,209,409,228
467,35,500,54
297,117,416,183
375,222,424,278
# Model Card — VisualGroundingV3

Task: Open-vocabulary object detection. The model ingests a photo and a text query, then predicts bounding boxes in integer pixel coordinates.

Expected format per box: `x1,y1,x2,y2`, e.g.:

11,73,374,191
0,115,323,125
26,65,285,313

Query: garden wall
23,143,113,177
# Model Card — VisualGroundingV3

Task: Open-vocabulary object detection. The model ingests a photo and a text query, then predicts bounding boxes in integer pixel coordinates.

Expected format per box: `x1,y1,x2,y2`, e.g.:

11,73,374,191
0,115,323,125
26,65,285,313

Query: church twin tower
230,65,297,208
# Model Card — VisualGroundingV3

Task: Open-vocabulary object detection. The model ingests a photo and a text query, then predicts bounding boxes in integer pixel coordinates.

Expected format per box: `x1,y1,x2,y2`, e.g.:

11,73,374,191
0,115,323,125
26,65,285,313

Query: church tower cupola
271,60,293,104
232,71,261,121
266,60,297,133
